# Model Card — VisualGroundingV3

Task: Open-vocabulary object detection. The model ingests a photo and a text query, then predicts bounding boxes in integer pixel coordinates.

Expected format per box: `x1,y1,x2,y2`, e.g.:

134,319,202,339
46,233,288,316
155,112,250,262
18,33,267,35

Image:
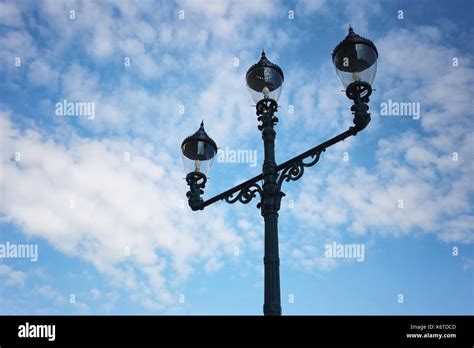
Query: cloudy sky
0,0,472,315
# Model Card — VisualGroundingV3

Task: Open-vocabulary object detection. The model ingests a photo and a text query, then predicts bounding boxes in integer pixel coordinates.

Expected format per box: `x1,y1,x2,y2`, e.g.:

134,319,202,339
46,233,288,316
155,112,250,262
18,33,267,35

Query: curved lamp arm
187,126,359,211
187,172,264,211
186,80,371,211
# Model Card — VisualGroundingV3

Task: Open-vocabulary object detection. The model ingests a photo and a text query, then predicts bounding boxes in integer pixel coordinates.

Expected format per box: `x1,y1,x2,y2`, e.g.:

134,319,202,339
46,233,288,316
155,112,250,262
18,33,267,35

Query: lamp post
181,27,378,316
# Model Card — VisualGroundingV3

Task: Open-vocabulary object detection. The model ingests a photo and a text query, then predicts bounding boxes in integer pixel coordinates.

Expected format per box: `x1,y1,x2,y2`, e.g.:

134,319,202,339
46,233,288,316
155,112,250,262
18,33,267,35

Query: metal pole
258,99,282,316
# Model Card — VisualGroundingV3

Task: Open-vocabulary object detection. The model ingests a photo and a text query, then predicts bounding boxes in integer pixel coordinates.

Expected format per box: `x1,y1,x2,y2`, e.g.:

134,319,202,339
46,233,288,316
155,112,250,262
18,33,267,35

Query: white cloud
342,0,381,33
37,285,65,304
60,63,100,101
27,58,60,87
0,265,27,287
0,30,37,66
295,0,325,15
289,27,474,246
0,111,242,309
0,2,23,27
291,245,337,272
0,0,292,144
90,287,101,299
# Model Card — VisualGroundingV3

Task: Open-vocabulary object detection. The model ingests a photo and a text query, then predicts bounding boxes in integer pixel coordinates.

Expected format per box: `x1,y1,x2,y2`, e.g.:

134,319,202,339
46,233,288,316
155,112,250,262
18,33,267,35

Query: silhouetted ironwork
182,27,377,316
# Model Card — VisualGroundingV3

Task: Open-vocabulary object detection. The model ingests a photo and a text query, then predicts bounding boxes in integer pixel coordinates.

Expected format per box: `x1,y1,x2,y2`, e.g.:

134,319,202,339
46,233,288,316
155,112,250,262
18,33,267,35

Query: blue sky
0,0,473,315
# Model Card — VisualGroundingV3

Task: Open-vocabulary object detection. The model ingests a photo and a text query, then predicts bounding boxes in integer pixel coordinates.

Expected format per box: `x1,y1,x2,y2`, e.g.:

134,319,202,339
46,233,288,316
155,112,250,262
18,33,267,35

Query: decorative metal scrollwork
346,81,372,134
224,182,263,205
186,172,207,210
277,150,323,191
256,98,279,131
256,98,278,115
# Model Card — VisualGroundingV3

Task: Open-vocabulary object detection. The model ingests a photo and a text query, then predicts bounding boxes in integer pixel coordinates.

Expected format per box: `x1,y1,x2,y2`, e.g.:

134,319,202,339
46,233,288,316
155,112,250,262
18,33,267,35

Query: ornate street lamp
181,121,218,207
246,50,284,103
332,26,378,90
181,27,378,316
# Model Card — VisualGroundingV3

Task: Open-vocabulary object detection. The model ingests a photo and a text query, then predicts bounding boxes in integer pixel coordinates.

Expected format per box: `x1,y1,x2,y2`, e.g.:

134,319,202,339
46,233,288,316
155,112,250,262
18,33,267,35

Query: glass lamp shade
181,121,218,176
246,51,284,103
332,27,378,89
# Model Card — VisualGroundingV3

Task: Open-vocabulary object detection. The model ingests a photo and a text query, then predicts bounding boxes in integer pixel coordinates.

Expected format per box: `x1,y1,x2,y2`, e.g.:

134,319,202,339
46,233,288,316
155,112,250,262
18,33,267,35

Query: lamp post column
258,98,283,316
